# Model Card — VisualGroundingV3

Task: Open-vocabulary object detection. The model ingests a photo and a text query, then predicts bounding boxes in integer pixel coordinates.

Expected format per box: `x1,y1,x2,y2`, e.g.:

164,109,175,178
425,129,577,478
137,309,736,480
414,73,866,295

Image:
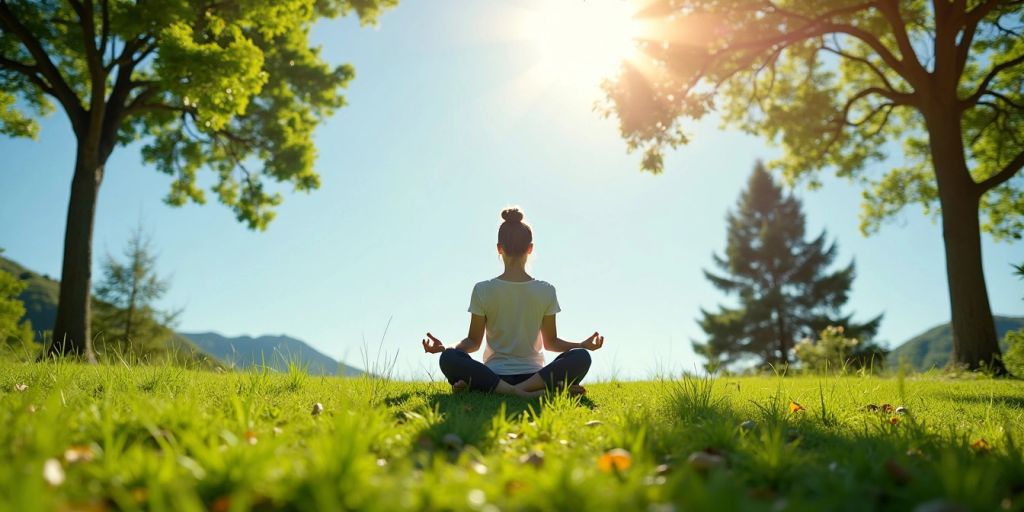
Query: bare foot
569,384,587,396
452,380,468,393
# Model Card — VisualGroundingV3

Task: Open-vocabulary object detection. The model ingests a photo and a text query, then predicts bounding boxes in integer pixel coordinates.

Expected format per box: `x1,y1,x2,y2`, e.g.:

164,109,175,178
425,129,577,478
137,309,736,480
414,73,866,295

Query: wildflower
42,458,64,486
789,401,805,413
598,448,632,472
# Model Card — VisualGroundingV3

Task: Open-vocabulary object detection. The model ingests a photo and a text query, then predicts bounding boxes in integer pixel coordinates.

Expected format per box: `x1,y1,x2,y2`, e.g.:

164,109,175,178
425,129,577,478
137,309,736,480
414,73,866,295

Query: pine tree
694,163,882,369
93,226,177,356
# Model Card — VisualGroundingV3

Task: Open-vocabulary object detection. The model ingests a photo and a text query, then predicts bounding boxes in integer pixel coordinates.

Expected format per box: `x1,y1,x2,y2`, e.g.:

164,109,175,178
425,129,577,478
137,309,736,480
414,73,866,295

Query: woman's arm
452,314,486,353
540,315,605,352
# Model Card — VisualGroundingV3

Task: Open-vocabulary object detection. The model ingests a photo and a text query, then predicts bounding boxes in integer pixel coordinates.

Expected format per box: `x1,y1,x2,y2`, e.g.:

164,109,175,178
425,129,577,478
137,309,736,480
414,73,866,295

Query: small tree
695,163,881,369
794,325,888,372
93,226,176,355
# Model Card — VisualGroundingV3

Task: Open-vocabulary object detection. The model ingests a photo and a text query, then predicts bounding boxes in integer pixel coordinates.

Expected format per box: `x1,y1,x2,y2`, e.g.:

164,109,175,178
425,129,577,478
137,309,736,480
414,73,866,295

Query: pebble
519,450,545,468
442,433,464,451
896,406,908,414
740,420,756,431
687,451,725,473
42,458,64,486
311,403,324,416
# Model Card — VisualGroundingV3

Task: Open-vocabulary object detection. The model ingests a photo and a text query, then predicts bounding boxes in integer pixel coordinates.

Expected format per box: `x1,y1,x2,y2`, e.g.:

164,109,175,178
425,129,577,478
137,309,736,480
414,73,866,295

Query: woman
421,207,604,398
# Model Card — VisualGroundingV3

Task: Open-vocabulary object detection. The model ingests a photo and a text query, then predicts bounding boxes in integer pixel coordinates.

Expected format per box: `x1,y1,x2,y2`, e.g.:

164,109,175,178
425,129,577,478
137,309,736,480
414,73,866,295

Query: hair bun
501,207,524,223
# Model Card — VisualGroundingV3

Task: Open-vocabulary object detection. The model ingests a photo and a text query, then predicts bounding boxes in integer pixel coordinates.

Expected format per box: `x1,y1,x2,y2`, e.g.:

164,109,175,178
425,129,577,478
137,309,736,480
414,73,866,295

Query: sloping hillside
0,256,60,338
890,316,1024,370
179,331,362,376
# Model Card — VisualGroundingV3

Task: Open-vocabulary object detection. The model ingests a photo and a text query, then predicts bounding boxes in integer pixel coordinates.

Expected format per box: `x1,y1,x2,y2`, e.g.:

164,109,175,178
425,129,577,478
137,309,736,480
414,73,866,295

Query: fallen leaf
63,445,95,463
506,432,519,440
43,458,64,486
211,496,231,512
789,401,805,413
970,438,991,454
890,417,900,425
882,404,895,413
585,420,603,427
896,406,908,414
598,448,632,472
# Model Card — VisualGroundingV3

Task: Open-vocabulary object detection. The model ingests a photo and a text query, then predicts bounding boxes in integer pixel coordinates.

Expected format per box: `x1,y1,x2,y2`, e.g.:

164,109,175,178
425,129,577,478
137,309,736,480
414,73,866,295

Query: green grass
1,362,1023,511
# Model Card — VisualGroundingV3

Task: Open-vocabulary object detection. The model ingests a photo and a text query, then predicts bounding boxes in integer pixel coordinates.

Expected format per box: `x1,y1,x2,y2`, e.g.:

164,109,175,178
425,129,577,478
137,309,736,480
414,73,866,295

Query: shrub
795,326,887,373
1005,330,1024,378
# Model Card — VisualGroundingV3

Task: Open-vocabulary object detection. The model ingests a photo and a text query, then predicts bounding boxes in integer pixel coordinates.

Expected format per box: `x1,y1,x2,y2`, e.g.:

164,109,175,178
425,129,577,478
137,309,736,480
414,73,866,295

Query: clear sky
0,0,1021,380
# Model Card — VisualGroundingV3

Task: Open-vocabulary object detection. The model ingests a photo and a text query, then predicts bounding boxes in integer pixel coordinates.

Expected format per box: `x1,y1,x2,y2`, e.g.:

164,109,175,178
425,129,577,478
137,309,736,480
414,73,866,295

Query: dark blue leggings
439,348,592,392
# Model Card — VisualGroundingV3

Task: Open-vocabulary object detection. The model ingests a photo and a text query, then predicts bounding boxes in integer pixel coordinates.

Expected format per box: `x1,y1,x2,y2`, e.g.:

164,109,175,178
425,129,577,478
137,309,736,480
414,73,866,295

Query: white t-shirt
468,278,561,375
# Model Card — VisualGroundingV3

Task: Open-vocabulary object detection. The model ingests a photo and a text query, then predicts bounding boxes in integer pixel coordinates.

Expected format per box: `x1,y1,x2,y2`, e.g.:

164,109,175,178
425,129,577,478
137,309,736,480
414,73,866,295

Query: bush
1004,329,1024,378
795,325,887,372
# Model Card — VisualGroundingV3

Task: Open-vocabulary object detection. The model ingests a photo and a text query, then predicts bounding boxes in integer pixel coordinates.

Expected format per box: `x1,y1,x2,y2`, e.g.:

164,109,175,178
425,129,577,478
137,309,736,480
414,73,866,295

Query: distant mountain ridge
889,315,1024,371
1,255,361,375
179,331,361,376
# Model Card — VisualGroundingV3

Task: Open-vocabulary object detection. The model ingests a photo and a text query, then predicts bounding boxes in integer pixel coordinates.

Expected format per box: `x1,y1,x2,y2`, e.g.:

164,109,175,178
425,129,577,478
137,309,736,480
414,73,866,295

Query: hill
0,255,355,374
890,315,1024,370
0,255,60,338
178,331,362,376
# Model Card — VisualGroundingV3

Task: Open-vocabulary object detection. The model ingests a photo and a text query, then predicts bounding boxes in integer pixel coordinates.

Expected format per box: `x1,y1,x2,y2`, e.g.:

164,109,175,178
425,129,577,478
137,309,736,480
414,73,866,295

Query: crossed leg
438,348,592,397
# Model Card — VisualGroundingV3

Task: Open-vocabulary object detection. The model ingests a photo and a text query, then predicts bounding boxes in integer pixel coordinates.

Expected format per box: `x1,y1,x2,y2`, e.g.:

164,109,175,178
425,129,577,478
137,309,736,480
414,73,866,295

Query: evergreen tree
93,226,177,356
694,163,882,369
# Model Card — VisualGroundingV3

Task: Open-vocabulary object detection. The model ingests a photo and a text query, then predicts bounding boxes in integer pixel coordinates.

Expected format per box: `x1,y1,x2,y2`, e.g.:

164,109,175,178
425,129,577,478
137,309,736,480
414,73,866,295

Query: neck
499,256,531,281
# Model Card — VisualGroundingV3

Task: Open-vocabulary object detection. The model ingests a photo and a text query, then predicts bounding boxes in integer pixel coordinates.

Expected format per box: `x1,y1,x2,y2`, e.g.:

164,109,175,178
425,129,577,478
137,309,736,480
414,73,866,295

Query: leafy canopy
0,0,396,228
603,0,1024,239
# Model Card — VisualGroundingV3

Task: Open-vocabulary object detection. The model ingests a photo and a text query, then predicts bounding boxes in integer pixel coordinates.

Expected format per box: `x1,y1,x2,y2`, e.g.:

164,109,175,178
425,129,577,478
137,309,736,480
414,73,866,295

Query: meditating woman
420,207,604,398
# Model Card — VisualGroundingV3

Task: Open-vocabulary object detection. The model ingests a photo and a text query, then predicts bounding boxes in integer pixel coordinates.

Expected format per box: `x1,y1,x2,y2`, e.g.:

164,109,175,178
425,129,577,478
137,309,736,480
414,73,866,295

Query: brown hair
498,207,533,257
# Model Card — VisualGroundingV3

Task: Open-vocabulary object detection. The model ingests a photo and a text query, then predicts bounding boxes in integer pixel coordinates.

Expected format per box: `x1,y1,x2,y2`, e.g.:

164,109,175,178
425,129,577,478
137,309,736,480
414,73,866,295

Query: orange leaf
788,401,805,413
970,438,992,453
598,448,632,472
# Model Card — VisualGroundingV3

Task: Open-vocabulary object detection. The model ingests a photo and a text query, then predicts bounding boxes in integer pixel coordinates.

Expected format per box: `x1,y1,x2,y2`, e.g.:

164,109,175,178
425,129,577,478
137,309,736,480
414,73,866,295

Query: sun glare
517,1,643,91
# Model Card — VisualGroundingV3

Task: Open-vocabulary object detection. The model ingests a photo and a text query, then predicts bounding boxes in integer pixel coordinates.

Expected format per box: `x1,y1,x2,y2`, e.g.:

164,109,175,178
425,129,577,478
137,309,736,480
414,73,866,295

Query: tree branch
877,0,926,74
0,55,57,96
979,149,1024,192
0,1,86,133
961,52,1024,109
821,41,899,93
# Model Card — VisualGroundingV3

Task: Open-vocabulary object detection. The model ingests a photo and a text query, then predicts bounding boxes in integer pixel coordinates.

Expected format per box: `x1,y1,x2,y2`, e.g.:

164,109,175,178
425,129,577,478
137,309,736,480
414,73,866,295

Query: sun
516,0,644,91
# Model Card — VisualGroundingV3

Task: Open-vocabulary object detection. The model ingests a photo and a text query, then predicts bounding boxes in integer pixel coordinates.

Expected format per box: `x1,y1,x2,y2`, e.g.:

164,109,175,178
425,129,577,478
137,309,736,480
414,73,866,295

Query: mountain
2,255,358,375
178,331,362,376
890,315,1024,371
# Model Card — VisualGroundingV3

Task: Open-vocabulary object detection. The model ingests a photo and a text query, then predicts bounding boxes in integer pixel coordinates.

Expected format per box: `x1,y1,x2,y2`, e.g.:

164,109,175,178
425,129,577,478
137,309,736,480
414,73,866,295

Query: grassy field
1,362,1023,511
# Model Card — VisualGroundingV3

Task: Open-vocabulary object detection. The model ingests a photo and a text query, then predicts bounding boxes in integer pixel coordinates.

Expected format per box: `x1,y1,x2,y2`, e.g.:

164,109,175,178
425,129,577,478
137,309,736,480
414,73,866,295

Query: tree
603,1,1023,373
0,0,396,360
0,249,34,349
92,224,175,355
694,163,881,369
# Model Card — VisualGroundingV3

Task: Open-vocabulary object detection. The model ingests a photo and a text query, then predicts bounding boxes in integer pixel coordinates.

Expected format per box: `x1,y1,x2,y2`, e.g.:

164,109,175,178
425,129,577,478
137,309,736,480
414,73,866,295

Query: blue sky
0,0,1021,379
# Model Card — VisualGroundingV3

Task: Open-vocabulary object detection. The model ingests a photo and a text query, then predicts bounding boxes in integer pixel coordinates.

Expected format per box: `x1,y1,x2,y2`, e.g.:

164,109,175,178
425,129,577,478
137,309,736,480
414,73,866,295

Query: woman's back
469,278,560,374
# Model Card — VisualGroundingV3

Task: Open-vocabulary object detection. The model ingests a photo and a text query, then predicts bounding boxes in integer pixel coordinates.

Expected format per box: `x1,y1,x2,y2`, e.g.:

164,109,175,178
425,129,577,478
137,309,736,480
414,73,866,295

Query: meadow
1,361,1023,511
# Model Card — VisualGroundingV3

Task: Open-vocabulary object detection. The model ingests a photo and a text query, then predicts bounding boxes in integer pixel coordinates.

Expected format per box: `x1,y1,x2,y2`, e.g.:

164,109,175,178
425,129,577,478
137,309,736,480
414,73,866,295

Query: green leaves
603,1,1024,240
1,0,396,231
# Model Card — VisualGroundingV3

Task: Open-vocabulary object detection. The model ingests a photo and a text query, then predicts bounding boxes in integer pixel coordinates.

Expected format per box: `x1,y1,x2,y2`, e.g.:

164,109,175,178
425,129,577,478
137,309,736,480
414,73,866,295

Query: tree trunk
49,147,104,361
926,107,1005,374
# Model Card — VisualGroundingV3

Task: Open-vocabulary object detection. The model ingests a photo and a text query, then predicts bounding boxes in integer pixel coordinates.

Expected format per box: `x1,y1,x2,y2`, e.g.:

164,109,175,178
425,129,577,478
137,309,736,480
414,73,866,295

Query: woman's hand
421,332,445,354
580,332,605,351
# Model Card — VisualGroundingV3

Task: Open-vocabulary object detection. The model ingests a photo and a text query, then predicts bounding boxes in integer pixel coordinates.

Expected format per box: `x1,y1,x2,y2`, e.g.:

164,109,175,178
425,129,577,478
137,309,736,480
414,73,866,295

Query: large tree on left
0,0,395,360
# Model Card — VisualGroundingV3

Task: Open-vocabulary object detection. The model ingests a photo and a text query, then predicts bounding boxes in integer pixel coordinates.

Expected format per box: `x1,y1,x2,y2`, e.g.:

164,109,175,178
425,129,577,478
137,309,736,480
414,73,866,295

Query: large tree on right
604,0,1024,373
